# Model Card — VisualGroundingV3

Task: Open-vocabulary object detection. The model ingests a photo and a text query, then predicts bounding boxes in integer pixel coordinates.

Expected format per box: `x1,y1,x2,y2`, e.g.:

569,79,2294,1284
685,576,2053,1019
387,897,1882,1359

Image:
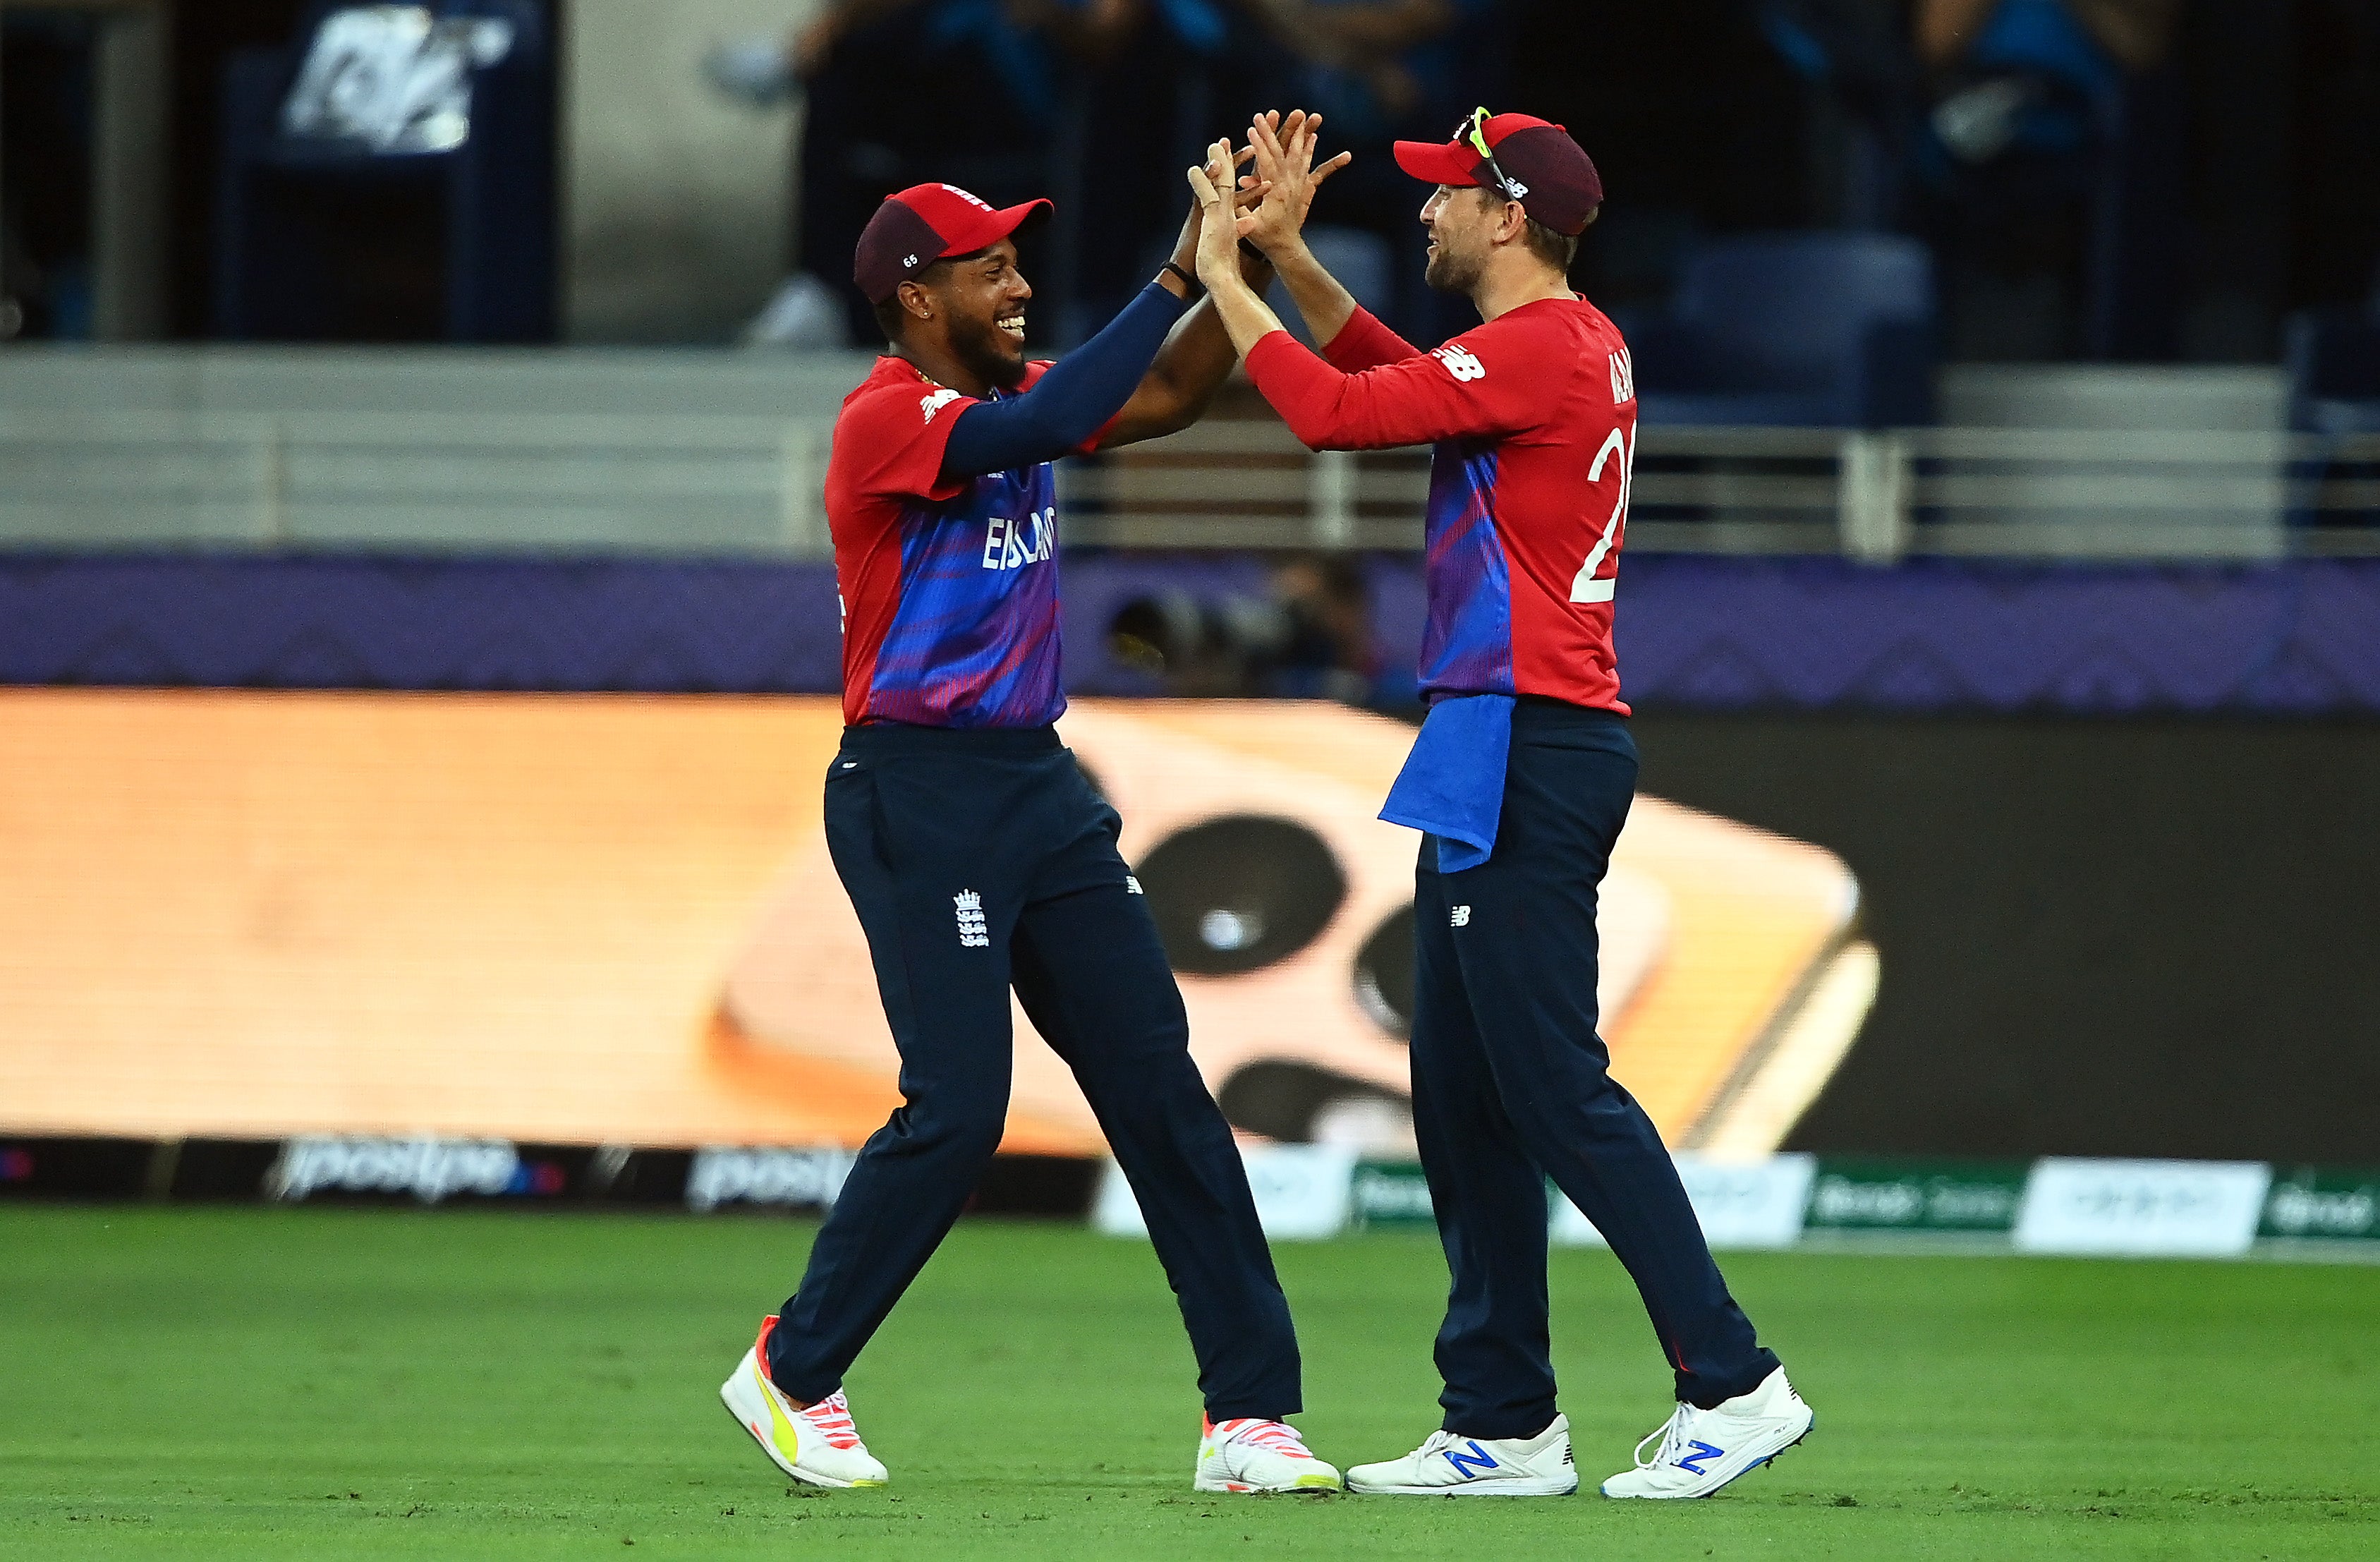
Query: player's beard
948,308,1030,392
1423,233,1483,295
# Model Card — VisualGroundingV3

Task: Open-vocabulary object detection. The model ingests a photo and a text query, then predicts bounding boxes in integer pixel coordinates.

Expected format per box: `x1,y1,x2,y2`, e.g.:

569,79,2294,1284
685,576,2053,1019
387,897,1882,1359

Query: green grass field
4,1206,2374,1560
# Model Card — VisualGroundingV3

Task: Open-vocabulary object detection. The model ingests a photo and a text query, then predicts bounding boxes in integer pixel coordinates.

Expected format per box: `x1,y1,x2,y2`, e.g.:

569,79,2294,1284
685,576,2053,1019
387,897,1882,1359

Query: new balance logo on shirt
1433,344,1487,382
954,890,990,948
921,387,963,423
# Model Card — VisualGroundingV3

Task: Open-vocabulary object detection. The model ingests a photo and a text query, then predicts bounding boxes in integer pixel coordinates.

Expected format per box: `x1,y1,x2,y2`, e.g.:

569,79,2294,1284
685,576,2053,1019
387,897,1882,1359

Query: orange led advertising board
0,691,1874,1156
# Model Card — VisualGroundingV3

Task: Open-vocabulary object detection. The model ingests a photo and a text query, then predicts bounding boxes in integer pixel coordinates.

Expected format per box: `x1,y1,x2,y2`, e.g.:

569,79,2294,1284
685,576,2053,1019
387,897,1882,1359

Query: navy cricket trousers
1411,698,1779,1437
766,721,1303,1422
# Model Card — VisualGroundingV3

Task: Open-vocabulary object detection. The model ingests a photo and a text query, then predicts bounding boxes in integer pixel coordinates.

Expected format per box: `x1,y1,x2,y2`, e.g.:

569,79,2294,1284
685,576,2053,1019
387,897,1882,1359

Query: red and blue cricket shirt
1244,296,1638,713
825,356,1106,728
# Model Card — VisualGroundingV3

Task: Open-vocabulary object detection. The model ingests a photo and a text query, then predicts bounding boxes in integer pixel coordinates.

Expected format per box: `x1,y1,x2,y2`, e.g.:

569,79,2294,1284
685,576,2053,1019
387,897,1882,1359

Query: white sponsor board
270,1134,518,1204
685,1146,856,1213
1095,1144,1357,1241
1553,1154,1818,1250
2012,1158,2271,1258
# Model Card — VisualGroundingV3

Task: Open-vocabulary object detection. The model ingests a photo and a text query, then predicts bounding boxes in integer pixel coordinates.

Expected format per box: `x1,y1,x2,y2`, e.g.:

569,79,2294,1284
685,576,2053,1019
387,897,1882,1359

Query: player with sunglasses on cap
720,119,1353,1497
1184,111,1814,1500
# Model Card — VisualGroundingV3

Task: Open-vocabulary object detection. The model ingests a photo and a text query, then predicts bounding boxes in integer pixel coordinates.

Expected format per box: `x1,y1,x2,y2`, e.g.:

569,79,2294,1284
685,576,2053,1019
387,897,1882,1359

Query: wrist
1158,262,1202,301
1259,233,1315,270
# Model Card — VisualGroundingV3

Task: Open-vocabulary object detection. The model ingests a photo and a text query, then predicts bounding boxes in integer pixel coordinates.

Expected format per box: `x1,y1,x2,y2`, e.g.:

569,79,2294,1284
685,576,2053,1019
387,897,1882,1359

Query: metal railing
1061,422,2380,562
4,405,2375,561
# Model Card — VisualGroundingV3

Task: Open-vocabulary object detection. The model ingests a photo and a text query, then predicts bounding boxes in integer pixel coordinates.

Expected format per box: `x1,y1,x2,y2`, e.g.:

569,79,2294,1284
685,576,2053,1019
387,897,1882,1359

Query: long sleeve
938,282,1187,478
1245,306,1582,452
1321,305,1423,373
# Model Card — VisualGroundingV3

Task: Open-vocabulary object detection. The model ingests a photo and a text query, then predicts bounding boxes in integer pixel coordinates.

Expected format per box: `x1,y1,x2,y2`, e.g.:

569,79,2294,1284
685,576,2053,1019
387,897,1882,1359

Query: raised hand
1166,142,1264,283
1184,138,1249,294
1241,109,1353,260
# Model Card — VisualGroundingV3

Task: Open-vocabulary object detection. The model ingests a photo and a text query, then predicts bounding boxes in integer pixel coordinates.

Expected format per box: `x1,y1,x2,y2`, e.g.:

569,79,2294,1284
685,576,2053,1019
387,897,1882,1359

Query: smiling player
1185,111,1814,1501
720,128,1350,1496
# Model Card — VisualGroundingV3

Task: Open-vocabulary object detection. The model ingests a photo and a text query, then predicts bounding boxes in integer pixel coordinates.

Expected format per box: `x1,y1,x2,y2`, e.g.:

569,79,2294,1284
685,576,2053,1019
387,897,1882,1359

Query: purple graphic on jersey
864,464,1066,727
1417,442,1514,696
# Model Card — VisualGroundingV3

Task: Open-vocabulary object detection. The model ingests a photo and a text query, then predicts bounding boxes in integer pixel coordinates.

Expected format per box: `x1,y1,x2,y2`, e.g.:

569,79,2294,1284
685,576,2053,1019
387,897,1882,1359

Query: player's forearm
1203,268,1292,367
1262,240,1360,353
1242,328,1365,449
1321,305,1422,372
938,283,1186,478
1104,250,1277,445
1103,308,1235,447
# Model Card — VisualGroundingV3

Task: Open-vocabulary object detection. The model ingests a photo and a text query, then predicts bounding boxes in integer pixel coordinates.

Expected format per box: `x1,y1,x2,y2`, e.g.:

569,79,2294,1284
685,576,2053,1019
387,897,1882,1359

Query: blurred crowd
717,0,1511,351
715,0,2245,359
4,0,2372,361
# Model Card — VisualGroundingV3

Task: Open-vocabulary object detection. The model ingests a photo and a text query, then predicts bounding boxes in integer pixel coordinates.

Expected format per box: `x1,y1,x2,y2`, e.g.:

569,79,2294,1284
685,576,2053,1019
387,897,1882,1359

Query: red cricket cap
854,183,1052,304
1393,112,1604,236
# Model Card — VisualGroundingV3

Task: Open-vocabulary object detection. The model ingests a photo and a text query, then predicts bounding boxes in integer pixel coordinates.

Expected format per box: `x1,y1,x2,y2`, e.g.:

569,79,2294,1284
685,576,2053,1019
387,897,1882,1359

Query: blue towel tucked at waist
1378,694,1514,873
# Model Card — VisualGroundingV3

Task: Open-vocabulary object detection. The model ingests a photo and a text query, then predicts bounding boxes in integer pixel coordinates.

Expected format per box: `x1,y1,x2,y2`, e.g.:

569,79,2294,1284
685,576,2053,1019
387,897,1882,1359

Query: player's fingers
1186,164,1220,207
1311,150,1353,185
1198,137,1229,188
1246,132,1286,188
1280,119,1316,176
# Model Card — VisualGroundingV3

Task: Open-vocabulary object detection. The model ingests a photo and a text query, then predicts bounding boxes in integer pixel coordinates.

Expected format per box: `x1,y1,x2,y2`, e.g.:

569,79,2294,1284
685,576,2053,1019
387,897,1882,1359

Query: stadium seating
213,1,555,343
2283,295,2380,527
1629,232,1938,430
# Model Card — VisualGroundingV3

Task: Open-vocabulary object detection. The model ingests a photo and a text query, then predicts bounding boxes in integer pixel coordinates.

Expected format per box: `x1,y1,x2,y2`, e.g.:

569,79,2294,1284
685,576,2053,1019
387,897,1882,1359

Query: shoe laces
799,1391,864,1451
1632,1403,1696,1472
1212,1417,1313,1458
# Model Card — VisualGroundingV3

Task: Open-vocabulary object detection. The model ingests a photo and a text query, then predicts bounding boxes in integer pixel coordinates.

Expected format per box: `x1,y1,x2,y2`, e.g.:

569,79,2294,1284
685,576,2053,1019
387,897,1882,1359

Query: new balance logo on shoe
1450,905,1472,927
1443,1441,1500,1479
1675,1440,1725,1475
954,890,990,948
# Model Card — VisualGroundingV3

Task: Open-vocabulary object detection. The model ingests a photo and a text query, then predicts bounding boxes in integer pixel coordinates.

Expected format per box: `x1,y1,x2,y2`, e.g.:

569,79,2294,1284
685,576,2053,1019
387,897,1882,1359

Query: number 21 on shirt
1571,425,1633,605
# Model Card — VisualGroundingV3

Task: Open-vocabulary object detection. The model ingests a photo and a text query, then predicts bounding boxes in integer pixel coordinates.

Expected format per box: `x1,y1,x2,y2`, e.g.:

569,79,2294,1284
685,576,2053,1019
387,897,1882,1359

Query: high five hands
1189,140,1261,296
1189,111,1349,297
1166,141,1270,292
1239,111,1353,262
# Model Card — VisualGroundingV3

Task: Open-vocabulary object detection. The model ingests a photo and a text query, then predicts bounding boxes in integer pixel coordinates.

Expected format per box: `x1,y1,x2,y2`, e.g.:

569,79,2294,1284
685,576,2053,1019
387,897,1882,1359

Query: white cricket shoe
719,1315,890,1488
1598,1367,1813,1499
1347,1415,1579,1496
1194,1416,1343,1493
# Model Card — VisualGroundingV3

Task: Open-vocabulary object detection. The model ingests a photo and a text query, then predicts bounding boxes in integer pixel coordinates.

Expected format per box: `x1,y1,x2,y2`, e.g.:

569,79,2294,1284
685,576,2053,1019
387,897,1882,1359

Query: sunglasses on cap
1459,107,1529,204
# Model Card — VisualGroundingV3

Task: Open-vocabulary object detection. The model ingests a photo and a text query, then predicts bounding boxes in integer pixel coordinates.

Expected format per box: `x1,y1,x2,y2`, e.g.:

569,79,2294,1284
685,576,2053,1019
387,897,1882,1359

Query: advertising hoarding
0,691,1874,1156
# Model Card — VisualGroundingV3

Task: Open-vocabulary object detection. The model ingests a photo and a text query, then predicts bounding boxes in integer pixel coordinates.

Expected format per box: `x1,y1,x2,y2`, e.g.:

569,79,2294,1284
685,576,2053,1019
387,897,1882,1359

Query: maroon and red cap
1393,111,1603,236
854,183,1052,304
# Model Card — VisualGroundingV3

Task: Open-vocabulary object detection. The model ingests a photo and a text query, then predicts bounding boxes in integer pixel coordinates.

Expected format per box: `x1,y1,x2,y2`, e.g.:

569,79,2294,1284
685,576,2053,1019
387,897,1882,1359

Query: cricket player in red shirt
721,123,1352,1498
1185,111,1815,1499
